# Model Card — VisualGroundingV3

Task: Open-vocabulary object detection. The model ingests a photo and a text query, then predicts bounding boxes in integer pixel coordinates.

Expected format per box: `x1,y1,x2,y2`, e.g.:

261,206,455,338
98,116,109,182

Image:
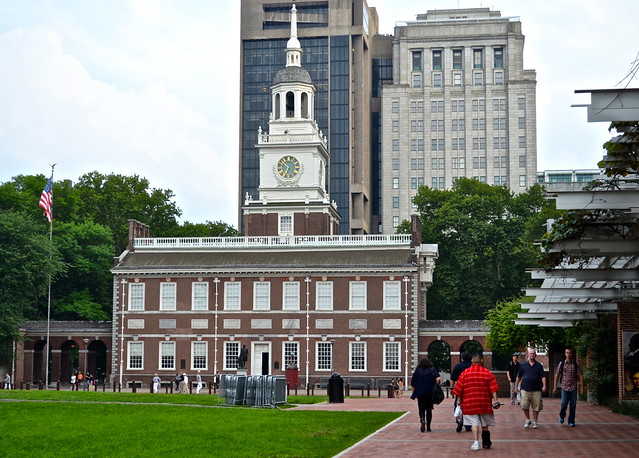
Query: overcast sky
1,0,638,227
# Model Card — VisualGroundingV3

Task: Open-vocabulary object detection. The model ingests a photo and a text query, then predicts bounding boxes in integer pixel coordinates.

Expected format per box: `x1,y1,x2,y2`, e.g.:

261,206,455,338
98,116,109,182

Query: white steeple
286,4,302,67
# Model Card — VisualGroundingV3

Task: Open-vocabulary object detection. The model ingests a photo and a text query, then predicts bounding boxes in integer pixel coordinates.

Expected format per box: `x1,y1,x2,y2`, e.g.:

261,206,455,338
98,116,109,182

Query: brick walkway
292,395,639,457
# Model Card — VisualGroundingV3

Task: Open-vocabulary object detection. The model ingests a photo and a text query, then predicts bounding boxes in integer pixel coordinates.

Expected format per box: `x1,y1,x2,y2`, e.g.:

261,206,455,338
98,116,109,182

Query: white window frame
224,281,241,310
279,214,293,235
282,281,300,310
128,283,145,311
316,281,333,310
432,72,442,87
349,342,367,372
192,282,209,311
473,71,483,86
316,341,332,371
383,341,401,372
160,282,177,311
519,175,527,187
349,281,367,310
494,70,504,85
453,72,462,87
253,281,271,310
283,341,299,369
159,341,175,370
383,281,402,310
224,341,240,370
127,341,144,370
191,341,208,371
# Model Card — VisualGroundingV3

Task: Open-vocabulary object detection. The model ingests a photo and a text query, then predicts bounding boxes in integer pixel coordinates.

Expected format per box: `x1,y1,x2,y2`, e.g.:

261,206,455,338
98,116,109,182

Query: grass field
0,391,400,457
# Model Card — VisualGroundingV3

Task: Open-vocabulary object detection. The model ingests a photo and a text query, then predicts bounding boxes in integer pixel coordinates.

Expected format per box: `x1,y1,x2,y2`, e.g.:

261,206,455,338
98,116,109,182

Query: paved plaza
292,394,639,457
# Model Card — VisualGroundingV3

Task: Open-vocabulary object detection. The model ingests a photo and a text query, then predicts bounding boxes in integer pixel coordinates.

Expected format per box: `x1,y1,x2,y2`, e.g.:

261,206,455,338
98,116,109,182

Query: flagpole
44,164,55,389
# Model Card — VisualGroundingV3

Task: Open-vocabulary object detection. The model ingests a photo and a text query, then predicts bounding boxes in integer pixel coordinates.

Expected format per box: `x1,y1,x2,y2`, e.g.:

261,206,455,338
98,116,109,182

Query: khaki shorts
464,414,496,427
520,390,543,411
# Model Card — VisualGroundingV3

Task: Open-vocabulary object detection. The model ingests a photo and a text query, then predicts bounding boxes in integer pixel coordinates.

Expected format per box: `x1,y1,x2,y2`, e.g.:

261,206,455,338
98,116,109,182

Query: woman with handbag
410,358,441,432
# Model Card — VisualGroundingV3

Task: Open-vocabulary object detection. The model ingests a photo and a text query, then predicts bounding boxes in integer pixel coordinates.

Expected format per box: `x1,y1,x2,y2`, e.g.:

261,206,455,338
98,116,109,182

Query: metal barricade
219,374,287,408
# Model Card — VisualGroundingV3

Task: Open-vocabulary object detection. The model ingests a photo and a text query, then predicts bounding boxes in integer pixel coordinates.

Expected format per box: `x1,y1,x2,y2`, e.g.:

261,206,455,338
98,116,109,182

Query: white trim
160,282,177,311
191,341,208,371
192,281,209,311
159,341,175,370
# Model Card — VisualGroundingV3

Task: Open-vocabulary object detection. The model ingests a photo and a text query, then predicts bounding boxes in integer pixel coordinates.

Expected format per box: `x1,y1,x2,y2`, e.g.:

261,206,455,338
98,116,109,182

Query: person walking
195,371,203,394
451,352,473,432
3,373,11,390
174,373,181,392
410,358,441,433
451,354,499,451
152,373,161,394
179,372,189,394
553,347,584,427
514,348,547,429
507,353,521,405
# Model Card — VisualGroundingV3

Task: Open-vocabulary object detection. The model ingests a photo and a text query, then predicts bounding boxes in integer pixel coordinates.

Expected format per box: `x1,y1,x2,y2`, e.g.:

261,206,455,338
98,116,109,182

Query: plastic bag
454,404,463,420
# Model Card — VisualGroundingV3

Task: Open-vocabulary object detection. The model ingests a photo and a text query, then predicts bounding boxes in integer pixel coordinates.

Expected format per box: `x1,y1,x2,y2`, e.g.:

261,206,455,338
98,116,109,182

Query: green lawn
0,392,400,457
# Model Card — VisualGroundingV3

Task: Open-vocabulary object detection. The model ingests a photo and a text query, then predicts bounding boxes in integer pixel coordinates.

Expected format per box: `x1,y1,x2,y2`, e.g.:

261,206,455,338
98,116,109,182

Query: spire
286,4,302,67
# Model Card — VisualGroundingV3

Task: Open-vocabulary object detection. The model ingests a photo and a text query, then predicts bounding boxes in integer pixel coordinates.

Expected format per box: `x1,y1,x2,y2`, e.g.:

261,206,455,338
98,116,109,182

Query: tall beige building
380,8,537,232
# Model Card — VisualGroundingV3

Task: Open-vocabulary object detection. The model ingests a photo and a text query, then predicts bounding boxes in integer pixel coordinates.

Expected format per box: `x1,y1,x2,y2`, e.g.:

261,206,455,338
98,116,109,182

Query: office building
240,0,379,235
380,8,537,232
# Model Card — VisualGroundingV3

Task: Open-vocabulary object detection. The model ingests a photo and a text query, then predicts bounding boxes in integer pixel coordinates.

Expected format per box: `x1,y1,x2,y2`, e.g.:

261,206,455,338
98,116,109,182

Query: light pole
83,338,89,389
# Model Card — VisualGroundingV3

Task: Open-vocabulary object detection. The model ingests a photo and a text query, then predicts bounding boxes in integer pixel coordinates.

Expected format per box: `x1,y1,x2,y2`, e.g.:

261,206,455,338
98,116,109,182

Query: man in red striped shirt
452,354,499,451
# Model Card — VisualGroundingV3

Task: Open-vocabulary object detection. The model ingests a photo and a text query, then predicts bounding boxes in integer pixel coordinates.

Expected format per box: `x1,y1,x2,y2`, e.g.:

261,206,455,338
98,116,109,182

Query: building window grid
224,342,239,370
474,71,483,86
494,48,504,68
284,342,299,368
192,341,207,370
128,341,144,370
494,70,504,85
452,49,463,69
316,342,332,371
473,48,483,69
253,281,271,310
129,283,145,311
392,196,399,208
160,282,177,311
383,281,402,310
413,73,422,88
316,281,333,310
392,158,400,170
349,342,367,371
224,282,241,310
282,281,300,310
349,281,367,310
160,341,175,370
432,50,442,70
384,342,401,371
192,282,209,311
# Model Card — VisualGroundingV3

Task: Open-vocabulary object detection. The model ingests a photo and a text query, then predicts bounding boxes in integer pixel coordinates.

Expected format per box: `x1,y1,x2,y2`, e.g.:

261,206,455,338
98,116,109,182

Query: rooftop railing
133,234,412,250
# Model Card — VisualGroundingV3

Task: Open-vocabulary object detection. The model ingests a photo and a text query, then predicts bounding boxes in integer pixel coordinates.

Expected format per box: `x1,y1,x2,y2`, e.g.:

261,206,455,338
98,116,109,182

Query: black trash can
327,372,344,403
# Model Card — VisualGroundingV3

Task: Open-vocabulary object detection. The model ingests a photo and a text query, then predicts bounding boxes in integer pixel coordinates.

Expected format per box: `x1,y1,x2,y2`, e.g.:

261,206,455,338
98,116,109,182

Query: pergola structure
517,89,639,328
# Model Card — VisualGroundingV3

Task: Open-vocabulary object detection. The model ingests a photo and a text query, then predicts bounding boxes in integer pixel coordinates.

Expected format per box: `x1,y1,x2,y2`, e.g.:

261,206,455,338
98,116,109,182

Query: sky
1,0,638,227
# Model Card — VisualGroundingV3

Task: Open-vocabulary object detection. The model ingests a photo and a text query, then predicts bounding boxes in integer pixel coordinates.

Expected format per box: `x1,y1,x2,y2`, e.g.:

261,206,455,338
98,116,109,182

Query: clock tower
243,4,340,236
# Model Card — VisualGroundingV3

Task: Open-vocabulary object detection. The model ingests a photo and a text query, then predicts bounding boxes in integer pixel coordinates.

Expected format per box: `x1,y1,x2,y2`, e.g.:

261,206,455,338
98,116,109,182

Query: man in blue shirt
514,348,547,429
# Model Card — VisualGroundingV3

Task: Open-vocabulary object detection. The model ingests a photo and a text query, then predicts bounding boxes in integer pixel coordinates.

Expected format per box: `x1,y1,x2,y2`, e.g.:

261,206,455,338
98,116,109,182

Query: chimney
127,219,151,251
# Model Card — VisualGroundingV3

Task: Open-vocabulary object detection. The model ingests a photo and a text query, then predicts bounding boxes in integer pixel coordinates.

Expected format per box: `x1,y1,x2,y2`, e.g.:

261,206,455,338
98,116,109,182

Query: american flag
39,174,53,222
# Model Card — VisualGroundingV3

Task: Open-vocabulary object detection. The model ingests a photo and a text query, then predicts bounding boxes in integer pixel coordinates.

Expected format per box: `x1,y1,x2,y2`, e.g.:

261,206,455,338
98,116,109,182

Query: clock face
277,155,301,179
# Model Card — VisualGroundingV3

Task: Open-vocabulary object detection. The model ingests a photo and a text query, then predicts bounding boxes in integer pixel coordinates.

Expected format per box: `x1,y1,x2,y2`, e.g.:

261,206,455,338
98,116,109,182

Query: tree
486,299,563,356
167,220,240,237
52,221,114,317
74,172,182,253
0,211,65,363
411,178,556,319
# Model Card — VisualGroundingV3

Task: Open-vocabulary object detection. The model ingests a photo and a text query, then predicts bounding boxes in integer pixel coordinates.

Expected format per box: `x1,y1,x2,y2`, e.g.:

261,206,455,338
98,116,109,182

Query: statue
237,344,248,369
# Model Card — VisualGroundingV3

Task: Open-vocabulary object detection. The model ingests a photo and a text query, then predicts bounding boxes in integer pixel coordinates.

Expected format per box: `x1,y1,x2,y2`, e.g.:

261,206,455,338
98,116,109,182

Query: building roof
20,321,112,333
113,248,416,275
272,66,313,85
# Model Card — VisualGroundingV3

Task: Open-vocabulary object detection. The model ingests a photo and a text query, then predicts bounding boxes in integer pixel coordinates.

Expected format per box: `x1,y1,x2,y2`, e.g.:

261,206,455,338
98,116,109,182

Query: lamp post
83,338,89,389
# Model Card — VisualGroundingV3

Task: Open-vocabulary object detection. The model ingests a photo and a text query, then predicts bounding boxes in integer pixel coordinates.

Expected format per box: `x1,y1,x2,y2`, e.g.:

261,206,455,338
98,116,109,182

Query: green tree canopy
0,211,65,340
411,178,557,319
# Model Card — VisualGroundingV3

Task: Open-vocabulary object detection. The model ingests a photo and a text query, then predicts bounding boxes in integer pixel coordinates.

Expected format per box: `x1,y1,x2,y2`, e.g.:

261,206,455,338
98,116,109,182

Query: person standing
514,348,547,429
196,371,203,394
451,352,473,432
452,354,499,451
410,358,441,433
179,372,189,394
553,347,584,427
3,373,11,390
152,373,161,394
70,373,76,390
174,373,181,392
507,353,521,405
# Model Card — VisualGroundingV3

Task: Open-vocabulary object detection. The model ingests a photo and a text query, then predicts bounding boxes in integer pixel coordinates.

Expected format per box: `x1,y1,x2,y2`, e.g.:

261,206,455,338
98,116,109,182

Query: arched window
275,93,281,119
286,91,295,118
301,92,309,118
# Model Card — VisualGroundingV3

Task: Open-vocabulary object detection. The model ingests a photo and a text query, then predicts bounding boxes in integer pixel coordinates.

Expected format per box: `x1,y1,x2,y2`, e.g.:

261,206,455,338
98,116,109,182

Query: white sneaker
524,419,532,428
531,422,538,429
471,441,480,451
